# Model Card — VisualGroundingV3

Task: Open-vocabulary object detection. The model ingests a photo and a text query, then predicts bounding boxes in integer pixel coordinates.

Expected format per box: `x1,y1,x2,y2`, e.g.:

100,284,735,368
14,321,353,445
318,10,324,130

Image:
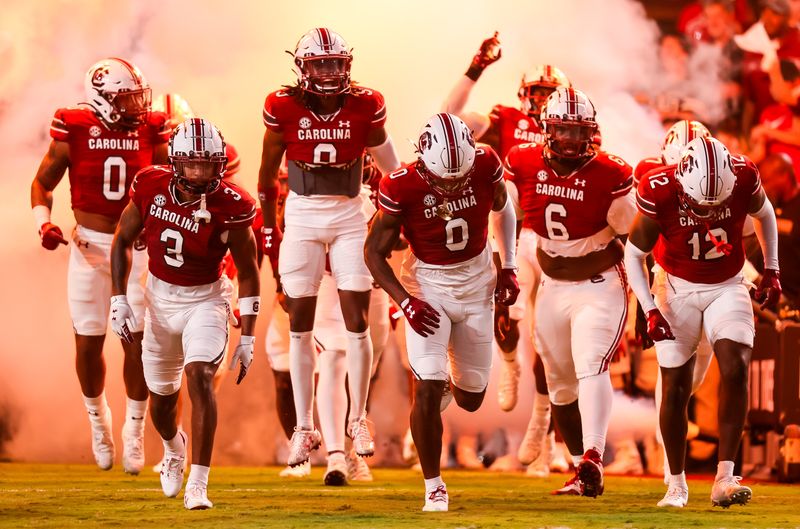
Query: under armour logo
406,307,415,318
339,120,351,128
574,179,586,187
76,240,90,249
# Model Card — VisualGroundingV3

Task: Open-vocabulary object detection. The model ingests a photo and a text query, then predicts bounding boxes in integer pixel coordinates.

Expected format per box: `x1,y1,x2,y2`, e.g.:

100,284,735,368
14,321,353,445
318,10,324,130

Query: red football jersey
488,105,543,159
636,156,761,284
49,106,170,220
504,144,633,241
378,147,504,265
634,156,664,186
130,166,256,287
224,143,240,177
262,86,386,165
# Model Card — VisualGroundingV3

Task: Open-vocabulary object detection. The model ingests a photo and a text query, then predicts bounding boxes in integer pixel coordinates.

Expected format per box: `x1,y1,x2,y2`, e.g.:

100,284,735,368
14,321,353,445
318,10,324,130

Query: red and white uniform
263,87,385,297
488,105,543,159
224,143,241,178
504,144,635,404
633,156,664,187
129,166,256,395
636,158,759,367
49,105,170,335
378,147,503,392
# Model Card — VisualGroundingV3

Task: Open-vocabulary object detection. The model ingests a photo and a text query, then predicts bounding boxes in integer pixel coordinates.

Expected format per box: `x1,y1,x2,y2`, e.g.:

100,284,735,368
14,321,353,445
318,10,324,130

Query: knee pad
409,354,449,382
708,320,754,349
281,276,322,299
146,378,181,397
452,367,489,394
335,273,373,293
548,379,579,406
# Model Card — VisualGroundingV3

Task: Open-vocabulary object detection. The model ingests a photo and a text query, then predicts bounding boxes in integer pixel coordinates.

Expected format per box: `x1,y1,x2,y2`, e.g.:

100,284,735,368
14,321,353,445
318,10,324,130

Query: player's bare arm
30,140,70,249
227,227,260,338
110,201,144,296
257,128,286,228
364,210,407,306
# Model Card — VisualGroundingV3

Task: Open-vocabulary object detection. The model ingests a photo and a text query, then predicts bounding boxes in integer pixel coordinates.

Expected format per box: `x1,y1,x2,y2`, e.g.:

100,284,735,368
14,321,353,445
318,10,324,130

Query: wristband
240,335,255,345
239,296,261,316
465,64,484,82
33,205,51,231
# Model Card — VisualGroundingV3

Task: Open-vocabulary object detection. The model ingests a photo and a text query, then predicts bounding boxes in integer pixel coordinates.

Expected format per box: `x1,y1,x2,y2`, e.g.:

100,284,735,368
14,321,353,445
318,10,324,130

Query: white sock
346,330,373,420
317,349,347,453
670,472,687,489
572,455,583,467
83,393,109,427
716,460,735,480
578,373,613,457
163,431,185,457
124,398,147,433
531,392,551,428
289,331,316,430
424,475,444,491
188,464,210,486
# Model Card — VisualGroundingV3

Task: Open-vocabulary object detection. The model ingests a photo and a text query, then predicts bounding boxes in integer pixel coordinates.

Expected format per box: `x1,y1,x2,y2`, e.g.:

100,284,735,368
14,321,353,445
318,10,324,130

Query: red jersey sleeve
732,154,762,196
221,184,257,230
368,89,387,130
149,111,171,144
262,91,284,132
128,168,151,214
378,171,403,216
634,157,662,186
636,172,659,219
481,145,505,184
503,145,522,184
49,108,70,141
225,143,240,177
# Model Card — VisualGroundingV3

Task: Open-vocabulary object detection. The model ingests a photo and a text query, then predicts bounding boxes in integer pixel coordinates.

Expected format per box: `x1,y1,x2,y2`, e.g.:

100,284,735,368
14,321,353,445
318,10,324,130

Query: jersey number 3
160,229,184,268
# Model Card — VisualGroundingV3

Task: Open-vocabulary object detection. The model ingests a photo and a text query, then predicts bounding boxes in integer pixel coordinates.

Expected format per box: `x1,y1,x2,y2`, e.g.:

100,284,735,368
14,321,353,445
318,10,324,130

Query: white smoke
1,0,668,463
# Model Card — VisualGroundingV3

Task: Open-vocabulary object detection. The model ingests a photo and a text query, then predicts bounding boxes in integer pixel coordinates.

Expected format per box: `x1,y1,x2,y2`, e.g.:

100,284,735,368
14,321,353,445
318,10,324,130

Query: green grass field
0,464,797,528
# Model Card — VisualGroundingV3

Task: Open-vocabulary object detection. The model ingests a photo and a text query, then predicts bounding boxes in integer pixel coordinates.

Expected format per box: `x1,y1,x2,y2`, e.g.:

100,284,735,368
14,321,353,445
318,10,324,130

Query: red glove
39,222,67,251
466,32,501,80
261,225,282,273
401,296,441,337
755,269,782,311
494,268,520,306
646,309,675,342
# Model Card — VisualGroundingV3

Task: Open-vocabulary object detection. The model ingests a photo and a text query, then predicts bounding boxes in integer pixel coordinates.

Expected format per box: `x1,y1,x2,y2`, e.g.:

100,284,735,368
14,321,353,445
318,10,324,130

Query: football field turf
0,464,797,528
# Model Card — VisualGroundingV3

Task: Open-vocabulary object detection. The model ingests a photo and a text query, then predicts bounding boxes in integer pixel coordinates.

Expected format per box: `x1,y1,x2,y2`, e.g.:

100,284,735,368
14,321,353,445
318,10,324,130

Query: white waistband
146,274,226,302
75,224,114,244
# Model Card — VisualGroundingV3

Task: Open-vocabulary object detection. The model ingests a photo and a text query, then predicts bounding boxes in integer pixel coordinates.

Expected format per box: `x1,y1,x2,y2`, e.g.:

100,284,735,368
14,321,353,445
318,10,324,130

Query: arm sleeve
750,196,780,270
490,192,517,268
624,240,657,313
367,135,401,175
607,189,636,235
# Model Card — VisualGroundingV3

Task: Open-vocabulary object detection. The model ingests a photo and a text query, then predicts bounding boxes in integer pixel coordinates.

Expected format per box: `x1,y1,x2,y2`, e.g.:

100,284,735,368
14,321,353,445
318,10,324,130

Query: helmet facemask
109,87,152,128
297,55,352,95
417,159,474,198
171,157,226,196
544,121,597,162
519,84,558,121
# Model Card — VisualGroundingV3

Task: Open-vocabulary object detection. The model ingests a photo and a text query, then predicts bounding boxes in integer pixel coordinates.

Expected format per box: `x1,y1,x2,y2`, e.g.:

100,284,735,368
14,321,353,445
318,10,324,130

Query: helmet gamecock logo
91,67,110,87
419,131,432,152
154,194,166,207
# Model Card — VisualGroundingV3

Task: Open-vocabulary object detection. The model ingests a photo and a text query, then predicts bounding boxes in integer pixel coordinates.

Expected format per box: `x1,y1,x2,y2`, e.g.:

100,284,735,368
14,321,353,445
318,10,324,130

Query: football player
110,118,258,509
30,58,169,473
365,113,519,512
258,28,401,467
625,137,781,508
442,35,571,471
504,87,636,498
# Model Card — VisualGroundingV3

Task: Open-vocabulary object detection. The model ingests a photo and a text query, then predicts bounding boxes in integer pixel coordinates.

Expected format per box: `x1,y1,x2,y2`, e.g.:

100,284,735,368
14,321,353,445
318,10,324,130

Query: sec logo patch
154,194,167,207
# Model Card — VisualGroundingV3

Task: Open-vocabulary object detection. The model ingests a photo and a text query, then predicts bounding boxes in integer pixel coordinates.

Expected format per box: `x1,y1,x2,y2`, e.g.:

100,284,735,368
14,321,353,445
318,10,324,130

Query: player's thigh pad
703,283,755,348
533,278,578,405
328,225,372,292
183,301,229,366
449,299,494,393
404,298,452,383
278,225,326,298
67,227,112,336
652,272,704,369
265,304,291,371
570,266,628,378
142,302,184,396
126,248,148,333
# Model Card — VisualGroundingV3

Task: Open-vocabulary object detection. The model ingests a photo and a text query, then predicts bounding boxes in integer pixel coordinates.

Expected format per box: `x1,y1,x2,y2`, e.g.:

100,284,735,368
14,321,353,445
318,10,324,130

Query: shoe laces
350,417,372,440
717,475,744,489
427,485,447,502
291,428,317,450
665,484,688,499
164,455,184,479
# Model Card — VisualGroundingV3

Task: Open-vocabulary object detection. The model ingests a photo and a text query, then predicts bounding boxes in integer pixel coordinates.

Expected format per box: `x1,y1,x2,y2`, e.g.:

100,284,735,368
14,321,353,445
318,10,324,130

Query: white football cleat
525,436,551,478
279,460,311,478
657,484,689,508
347,417,375,457
711,476,752,508
184,481,213,510
346,449,373,482
90,408,115,471
497,359,521,412
122,420,145,475
517,418,548,465
605,439,644,476
551,472,583,496
324,452,348,486
422,484,449,512
160,431,187,498
549,438,570,473
287,427,322,467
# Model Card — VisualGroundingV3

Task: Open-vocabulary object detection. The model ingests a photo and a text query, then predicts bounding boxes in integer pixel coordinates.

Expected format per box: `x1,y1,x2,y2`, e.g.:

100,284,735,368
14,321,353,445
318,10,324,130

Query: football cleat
288,427,322,467
525,433,552,478
423,484,449,512
549,438,570,473
347,416,375,457
604,439,643,476
160,431,187,498
183,481,213,510
518,420,548,465
658,484,689,508
711,476,752,508
577,449,605,498
552,472,583,495
346,449,373,482
90,408,115,471
122,420,145,475
323,452,348,486
279,460,311,478
498,359,521,411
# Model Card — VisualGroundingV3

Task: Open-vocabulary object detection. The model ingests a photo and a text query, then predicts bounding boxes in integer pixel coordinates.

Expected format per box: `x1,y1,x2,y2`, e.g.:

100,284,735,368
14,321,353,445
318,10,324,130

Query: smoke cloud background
1,0,665,463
